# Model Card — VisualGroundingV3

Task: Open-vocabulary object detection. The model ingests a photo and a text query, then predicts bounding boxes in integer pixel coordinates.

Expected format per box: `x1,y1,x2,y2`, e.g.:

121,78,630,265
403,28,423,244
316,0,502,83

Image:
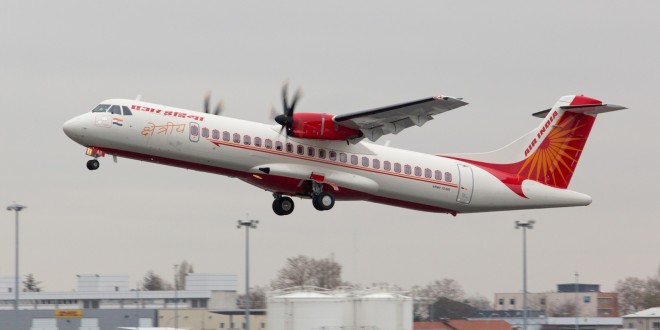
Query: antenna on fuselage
135,95,142,101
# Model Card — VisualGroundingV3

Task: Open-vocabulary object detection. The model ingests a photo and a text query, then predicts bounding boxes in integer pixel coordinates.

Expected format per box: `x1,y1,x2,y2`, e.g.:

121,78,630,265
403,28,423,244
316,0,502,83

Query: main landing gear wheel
86,159,100,171
272,196,295,216
312,192,335,211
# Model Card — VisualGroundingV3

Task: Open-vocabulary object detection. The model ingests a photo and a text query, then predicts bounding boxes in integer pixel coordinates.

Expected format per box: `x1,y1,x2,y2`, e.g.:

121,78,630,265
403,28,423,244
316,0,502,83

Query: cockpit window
122,106,133,116
109,105,121,115
91,104,111,113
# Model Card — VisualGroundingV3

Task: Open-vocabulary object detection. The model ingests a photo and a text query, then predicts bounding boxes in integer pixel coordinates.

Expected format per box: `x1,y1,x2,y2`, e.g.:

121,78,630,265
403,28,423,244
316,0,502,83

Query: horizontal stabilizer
533,104,626,118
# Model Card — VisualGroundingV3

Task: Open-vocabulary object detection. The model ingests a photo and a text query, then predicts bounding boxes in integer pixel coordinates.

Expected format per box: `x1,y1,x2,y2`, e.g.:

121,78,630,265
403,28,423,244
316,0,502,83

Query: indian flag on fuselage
112,117,124,126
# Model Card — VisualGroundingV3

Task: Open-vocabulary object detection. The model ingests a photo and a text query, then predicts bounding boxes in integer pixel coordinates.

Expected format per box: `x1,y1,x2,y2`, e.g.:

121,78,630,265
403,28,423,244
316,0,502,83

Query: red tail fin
445,95,625,196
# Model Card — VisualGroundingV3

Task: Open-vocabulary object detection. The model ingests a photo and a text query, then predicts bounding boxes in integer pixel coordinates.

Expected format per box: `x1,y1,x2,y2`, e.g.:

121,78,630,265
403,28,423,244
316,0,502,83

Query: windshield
91,104,111,113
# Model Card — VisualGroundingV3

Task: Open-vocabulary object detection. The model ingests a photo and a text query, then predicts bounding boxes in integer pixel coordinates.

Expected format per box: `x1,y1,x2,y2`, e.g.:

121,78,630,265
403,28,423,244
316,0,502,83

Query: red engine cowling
289,113,362,140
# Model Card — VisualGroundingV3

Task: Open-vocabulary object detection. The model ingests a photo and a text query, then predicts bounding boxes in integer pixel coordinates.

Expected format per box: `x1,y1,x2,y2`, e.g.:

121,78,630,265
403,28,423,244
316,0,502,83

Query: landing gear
272,196,295,216
86,159,100,171
312,191,335,211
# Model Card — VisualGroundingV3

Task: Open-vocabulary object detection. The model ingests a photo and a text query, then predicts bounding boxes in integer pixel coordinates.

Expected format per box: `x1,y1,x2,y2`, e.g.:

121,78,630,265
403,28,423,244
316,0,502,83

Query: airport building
494,283,619,318
622,307,660,330
0,273,271,330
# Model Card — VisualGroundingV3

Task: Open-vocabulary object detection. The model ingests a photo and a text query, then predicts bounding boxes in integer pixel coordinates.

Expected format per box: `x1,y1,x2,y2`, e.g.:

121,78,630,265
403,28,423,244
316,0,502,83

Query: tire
86,159,100,171
272,197,294,216
313,192,335,211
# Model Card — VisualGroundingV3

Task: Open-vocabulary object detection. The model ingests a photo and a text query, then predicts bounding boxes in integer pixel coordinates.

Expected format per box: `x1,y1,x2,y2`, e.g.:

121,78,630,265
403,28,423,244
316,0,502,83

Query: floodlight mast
515,220,535,330
6,203,26,311
237,219,258,330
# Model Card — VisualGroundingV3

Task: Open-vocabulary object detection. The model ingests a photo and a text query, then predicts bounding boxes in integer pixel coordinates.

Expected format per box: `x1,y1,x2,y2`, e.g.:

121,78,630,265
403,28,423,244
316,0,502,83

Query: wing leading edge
333,96,468,143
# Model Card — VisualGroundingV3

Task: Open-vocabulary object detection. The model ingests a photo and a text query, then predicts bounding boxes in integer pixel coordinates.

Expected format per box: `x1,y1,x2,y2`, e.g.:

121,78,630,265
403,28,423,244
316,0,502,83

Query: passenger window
202,128,209,138
233,133,240,143
275,141,283,151
265,139,273,149
340,153,347,163
425,168,432,178
435,170,442,180
394,163,401,173
329,151,337,161
404,165,412,175
244,135,251,145
318,149,326,159
307,147,315,157
109,105,121,115
190,125,199,136
213,130,221,140
91,104,111,113
384,161,391,171
445,172,452,182
350,155,358,165
414,167,422,177
286,143,293,153
373,159,380,169
222,131,230,141
362,157,369,167
254,137,262,147
297,145,304,155
121,106,133,116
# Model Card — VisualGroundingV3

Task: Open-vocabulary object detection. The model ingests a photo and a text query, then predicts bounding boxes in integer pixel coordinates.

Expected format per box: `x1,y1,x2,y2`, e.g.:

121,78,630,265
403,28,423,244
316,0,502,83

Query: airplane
63,86,625,216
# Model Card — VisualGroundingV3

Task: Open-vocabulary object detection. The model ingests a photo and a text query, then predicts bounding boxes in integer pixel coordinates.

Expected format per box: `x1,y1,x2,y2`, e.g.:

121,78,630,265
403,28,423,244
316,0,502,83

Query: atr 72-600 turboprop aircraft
63,86,625,216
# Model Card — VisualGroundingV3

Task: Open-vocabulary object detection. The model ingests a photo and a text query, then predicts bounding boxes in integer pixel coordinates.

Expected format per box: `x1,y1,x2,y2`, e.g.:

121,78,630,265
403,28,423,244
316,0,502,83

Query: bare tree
142,270,173,291
271,255,344,289
175,260,194,290
412,279,466,321
616,264,660,315
466,295,492,310
23,274,42,292
547,299,579,317
616,277,647,314
237,285,268,309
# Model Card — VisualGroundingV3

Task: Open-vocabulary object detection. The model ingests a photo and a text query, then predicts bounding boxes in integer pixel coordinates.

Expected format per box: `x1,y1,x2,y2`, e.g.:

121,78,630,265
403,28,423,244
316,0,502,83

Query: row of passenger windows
191,128,454,182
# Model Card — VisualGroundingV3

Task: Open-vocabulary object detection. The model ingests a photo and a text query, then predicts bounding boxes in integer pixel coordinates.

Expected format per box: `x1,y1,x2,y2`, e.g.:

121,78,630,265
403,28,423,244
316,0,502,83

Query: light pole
237,219,258,330
6,202,26,311
575,272,580,330
515,220,535,330
174,264,179,330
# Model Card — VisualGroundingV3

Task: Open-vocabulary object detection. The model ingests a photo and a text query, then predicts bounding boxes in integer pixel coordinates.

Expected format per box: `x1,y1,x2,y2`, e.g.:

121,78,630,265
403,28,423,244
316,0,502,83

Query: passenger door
456,164,474,204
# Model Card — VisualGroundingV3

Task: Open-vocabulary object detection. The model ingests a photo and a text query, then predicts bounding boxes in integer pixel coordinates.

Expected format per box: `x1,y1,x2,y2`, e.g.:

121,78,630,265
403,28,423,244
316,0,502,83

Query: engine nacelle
289,113,362,140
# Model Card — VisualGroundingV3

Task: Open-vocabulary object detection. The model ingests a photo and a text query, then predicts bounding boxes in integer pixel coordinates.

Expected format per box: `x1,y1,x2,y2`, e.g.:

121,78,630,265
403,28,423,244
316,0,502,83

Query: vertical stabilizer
445,95,625,195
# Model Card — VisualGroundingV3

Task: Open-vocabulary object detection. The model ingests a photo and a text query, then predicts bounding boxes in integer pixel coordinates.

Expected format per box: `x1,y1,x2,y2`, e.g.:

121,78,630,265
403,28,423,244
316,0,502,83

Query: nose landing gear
86,159,100,170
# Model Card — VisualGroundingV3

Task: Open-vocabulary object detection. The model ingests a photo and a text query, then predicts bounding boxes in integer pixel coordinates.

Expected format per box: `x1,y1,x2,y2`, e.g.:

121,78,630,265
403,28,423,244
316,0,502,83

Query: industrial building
622,307,660,330
0,273,270,330
494,283,619,317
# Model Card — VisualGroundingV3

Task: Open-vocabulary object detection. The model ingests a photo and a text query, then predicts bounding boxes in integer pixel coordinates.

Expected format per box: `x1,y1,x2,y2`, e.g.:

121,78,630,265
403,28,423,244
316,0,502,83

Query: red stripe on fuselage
101,147,458,214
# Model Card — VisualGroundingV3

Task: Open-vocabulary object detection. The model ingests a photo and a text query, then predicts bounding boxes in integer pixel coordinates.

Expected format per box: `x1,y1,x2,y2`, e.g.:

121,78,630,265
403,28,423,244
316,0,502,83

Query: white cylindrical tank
268,291,349,330
356,292,413,330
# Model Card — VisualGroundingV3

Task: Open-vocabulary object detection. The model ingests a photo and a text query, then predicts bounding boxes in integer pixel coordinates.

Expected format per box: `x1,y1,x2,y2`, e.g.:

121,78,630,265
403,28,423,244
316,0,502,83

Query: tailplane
446,95,625,194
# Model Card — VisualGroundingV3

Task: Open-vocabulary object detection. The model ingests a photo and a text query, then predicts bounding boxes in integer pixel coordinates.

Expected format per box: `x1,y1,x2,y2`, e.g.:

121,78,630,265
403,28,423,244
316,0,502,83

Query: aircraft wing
333,96,468,142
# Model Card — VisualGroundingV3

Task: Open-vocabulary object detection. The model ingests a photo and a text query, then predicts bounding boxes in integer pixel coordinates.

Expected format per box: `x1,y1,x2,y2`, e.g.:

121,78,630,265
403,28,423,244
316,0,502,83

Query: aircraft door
456,164,474,204
189,122,200,142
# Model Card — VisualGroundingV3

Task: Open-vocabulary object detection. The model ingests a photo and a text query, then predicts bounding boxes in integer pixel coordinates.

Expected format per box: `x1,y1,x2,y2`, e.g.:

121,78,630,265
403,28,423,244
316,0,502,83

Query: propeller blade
213,101,223,116
288,88,302,117
281,82,289,115
204,91,211,114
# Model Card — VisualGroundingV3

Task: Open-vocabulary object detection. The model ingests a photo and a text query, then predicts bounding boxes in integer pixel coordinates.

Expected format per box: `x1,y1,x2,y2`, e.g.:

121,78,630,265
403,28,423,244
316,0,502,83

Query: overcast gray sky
1,1,658,300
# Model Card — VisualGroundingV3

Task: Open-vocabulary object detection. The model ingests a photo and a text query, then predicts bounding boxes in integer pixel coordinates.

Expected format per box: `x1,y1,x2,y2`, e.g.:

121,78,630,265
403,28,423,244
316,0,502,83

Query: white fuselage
63,99,592,214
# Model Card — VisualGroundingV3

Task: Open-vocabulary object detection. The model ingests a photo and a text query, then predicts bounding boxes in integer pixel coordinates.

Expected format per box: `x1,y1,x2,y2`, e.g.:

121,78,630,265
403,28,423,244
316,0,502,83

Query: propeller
274,82,302,135
203,91,223,116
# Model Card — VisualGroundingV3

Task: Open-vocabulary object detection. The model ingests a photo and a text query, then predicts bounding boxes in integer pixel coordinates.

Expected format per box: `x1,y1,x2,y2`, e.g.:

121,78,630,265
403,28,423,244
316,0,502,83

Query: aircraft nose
63,116,86,140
